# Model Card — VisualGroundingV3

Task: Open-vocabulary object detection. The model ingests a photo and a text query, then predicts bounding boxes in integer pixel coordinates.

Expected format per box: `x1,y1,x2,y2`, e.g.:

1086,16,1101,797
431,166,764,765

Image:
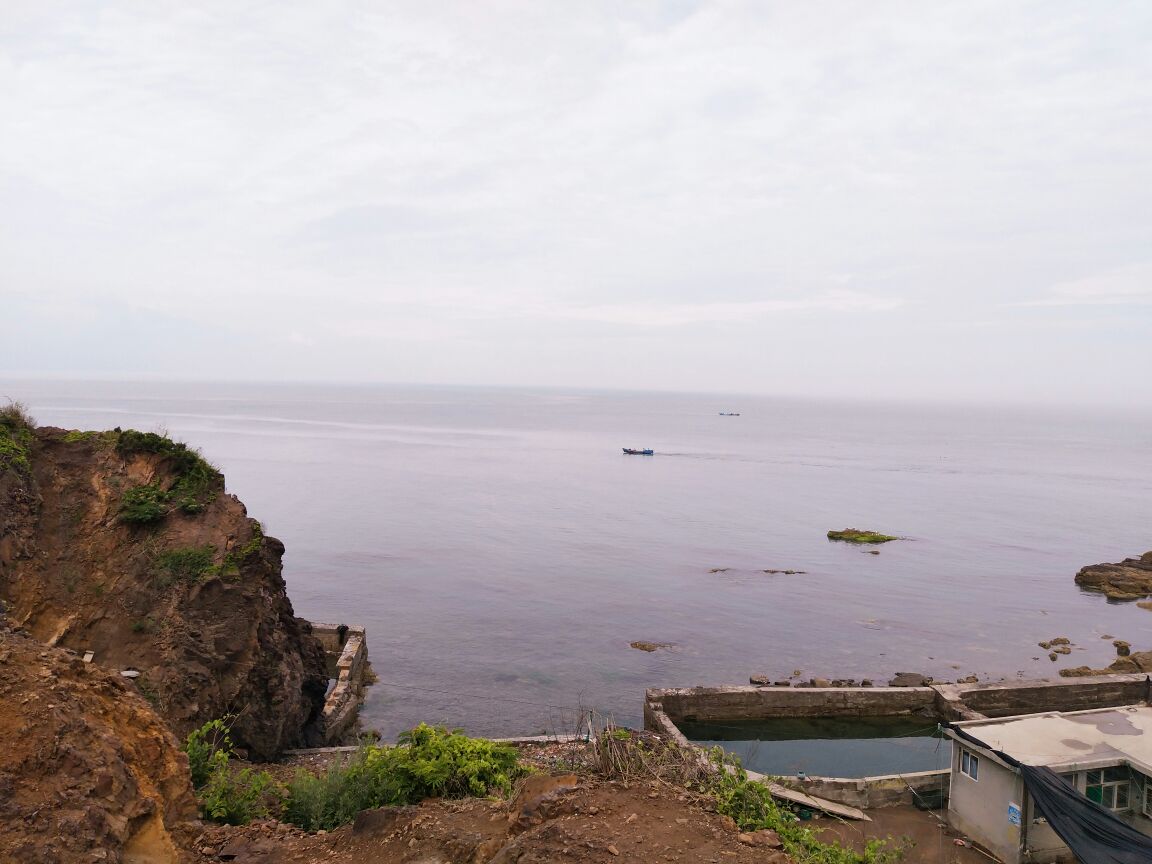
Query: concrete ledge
644,675,1152,810
310,622,370,744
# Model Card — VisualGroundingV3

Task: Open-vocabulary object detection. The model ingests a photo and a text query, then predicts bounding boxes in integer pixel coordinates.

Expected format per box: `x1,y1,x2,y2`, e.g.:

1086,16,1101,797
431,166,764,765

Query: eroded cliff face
0,622,198,863
0,424,328,760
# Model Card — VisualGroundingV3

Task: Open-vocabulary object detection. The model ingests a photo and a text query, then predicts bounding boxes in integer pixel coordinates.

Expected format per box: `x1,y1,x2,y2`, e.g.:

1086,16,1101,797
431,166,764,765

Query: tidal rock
1114,640,1131,657
888,672,929,687
1075,552,1152,600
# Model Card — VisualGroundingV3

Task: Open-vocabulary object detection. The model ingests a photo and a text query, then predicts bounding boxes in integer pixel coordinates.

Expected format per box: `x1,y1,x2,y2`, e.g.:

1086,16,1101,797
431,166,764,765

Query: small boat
719,412,741,416
622,448,654,455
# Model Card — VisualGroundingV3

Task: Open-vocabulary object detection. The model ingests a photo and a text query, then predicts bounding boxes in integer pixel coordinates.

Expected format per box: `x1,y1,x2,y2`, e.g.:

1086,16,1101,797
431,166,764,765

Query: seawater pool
679,716,948,778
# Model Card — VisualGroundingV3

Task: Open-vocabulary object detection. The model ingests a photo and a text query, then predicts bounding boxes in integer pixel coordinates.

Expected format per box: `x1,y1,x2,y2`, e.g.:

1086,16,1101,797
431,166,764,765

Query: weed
115,430,220,514
183,718,234,788
119,484,169,524
131,617,155,634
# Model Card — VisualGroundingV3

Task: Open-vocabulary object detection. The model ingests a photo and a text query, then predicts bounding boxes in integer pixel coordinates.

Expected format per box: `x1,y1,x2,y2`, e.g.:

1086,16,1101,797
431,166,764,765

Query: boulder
1075,552,1152,601
888,672,929,687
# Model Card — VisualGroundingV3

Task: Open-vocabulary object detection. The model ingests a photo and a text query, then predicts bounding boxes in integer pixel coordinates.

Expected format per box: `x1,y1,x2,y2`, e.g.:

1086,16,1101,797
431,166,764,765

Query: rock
737,829,782,848
1114,640,1131,657
607,844,619,856
827,529,898,544
810,677,832,688
1050,637,1071,646
1049,652,1058,661
861,679,873,687
888,672,928,687
1052,646,1071,655
709,568,730,573
958,675,979,684
1060,666,1097,678
863,550,881,555
1075,551,1152,601
629,641,673,653
773,680,791,687
749,675,772,686
1038,642,1051,650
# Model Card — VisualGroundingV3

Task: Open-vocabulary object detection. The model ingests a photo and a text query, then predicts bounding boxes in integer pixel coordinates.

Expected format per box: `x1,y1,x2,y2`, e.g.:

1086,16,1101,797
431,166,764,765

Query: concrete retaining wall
645,675,1152,809
651,685,938,723
311,622,370,744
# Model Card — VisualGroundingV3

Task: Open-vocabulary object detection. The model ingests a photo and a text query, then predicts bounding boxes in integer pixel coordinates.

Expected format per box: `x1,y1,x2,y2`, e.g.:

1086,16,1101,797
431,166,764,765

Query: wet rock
888,672,929,687
1052,645,1071,655
749,675,772,686
629,641,673,653
1075,551,1152,600
810,677,832,688
861,679,873,687
1049,652,1058,661
827,529,898,544
773,680,791,687
1050,637,1071,646
1114,640,1131,657
958,675,979,684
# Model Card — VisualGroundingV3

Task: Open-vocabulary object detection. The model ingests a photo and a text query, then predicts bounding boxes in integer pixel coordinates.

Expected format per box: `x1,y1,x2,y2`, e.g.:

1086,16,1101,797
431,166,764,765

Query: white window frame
1086,767,1130,812
960,748,980,781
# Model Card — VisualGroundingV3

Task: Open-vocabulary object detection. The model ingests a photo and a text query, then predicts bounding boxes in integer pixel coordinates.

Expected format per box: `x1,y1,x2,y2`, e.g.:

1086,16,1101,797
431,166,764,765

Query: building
945,705,1152,863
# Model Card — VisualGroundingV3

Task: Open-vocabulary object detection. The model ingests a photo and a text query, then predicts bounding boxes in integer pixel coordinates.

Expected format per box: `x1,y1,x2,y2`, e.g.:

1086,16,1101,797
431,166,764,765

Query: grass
155,546,217,585
827,528,899,544
0,402,35,475
113,430,223,523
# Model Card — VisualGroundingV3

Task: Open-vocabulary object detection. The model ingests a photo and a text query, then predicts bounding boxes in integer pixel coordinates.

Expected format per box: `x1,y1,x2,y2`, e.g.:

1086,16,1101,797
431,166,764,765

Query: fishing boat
719,412,741,416
622,448,654,455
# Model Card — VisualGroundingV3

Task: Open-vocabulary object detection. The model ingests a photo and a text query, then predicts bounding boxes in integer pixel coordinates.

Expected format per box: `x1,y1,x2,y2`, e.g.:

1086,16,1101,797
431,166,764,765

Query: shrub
183,718,233,789
119,484,169,524
182,717,282,824
282,724,525,831
116,430,220,513
199,766,284,825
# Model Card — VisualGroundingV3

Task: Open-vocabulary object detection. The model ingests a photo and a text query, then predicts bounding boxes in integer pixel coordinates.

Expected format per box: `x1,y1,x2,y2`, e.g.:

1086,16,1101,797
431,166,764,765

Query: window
1086,767,1129,811
1143,779,1152,818
960,749,980,781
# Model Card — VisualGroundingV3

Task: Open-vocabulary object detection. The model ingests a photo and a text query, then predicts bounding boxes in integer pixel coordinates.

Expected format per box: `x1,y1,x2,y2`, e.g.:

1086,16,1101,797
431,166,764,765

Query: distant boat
622,448,654,455
719,412,741,416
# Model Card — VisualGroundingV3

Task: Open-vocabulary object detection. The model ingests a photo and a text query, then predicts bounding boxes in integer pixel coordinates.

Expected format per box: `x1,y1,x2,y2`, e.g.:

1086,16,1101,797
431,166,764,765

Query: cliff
0,412,328,760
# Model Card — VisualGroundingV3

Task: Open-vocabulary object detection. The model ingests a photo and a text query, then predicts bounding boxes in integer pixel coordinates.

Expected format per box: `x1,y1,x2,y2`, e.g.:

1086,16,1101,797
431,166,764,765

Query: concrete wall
942,675,1149,718
651,685,938,723
311,622,370,744
947,744,1024,864
798,769,949,810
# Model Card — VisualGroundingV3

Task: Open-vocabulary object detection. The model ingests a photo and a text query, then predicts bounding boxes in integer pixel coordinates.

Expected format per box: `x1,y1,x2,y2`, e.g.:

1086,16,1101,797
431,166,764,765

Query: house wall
947,743,1024,864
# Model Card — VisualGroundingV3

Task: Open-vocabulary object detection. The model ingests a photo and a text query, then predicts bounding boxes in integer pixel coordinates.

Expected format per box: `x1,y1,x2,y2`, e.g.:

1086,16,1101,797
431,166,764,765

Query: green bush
199,765,284,825
182,717,282,824
119,483,169,524
116,430,220,514
283,724,525,831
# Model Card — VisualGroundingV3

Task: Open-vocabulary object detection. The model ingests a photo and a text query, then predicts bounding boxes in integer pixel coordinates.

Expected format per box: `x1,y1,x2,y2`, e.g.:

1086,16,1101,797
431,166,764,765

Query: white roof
951,704,1152,774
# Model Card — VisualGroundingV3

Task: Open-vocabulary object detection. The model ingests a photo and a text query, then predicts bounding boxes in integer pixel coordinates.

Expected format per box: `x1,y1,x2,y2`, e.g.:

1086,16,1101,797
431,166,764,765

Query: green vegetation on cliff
111,430,222,523
0,403,35,474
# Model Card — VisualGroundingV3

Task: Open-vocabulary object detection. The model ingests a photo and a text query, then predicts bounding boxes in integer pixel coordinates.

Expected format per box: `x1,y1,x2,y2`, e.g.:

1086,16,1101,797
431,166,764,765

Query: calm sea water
3,380,1150,740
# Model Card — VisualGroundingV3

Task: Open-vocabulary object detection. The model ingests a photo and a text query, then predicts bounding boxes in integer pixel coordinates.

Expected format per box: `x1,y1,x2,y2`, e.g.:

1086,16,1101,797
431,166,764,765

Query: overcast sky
1,1,1150,403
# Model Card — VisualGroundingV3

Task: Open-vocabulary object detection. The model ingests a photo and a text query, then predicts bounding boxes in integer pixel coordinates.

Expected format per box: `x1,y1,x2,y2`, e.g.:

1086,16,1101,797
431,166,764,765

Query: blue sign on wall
1008,802,1022,826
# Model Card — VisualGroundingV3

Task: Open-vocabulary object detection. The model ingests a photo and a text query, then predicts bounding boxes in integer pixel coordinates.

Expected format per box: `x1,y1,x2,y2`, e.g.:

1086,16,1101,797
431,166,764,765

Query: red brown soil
189,776,792,864
0,622,198,864
0,425,328,758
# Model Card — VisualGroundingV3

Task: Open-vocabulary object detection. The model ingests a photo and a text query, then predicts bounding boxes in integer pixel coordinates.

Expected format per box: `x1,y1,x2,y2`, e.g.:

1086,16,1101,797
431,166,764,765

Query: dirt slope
0,423,328,759
0,622,198,863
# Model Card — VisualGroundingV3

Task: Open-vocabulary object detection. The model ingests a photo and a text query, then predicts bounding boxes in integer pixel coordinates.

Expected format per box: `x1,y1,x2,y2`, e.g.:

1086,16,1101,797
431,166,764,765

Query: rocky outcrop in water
0,419,328,759
1075,551,1152,600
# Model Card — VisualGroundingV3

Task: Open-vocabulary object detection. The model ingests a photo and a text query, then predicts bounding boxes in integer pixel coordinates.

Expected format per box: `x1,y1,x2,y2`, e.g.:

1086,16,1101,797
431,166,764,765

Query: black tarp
1019,765,1152,864
949,724,1152,863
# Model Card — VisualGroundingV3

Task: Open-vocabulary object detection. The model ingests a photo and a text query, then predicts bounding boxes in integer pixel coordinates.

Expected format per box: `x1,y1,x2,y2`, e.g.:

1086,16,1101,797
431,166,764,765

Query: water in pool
679,716,948,778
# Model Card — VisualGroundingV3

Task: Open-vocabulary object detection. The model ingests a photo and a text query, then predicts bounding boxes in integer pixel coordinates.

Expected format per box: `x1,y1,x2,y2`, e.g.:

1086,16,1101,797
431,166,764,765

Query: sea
2,380,1150,740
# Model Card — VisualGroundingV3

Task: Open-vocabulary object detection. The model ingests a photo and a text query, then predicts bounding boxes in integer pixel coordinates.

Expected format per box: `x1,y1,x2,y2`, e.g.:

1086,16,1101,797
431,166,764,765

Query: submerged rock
629,641,673,652
1075,551,1152,600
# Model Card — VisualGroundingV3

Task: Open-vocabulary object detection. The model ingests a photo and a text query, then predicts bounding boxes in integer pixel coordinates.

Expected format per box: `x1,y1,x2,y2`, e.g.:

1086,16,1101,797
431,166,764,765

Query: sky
1,1,1150,404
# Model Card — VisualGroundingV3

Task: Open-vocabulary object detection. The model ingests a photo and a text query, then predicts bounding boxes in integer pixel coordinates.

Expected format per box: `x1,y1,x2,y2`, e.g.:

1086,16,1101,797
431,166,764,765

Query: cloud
1012,263,1152,307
